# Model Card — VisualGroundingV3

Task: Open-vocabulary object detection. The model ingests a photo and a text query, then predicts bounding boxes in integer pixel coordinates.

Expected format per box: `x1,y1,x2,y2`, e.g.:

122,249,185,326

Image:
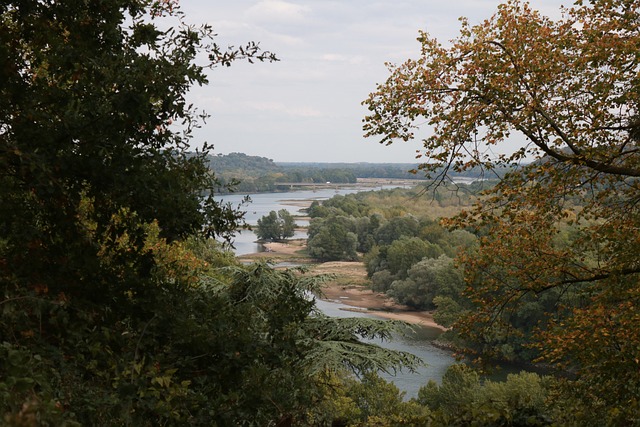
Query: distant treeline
204,152,510,193
278,161,420,180
204,153,356,193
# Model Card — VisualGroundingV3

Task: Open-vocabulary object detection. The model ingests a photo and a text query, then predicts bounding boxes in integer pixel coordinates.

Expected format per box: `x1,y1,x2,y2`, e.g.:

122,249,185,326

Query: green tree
388,255,463,310
374,215,420,245
0,1,423,424
0,0,272,318
364,0,640,422
307,215,359,261
417,365,552,426
255,209,296,241
432,296,464,329
309,371,431,427
386,236,443,278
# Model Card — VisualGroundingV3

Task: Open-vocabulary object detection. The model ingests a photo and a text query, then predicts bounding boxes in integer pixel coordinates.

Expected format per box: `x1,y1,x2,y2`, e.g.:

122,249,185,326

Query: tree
0,0,280,421
310,371,430,426
0,3,424,423
255,209,296,241
0,1,417,424
0,0,279,309
417,364,553,426
364,0,640,422
388,255,463,310
386,236,443,278
374,215,420,245
307,215,359,261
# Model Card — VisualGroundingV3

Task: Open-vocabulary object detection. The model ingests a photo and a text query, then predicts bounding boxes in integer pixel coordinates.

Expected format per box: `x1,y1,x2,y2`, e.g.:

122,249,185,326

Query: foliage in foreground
1,223,423,425
316,364,557,427
418,364,553,426
364,0,640,423
0,1,423,424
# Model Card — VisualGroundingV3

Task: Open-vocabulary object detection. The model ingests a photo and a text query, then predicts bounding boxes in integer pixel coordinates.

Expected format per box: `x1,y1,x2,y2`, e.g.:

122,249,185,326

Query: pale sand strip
319,286,447,331
240,240,447,330
341,307,448,331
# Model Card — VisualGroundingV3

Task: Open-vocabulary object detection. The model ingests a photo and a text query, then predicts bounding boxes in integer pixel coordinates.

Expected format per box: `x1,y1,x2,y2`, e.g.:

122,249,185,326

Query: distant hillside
204,153,510,193
278,162,420,179
207,152,280,177
205,153,358,193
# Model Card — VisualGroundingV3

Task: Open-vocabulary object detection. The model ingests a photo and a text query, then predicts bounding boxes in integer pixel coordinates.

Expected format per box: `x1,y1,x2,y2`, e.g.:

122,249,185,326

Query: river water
219,186,396,255
216,186,456,398
315,298,455,398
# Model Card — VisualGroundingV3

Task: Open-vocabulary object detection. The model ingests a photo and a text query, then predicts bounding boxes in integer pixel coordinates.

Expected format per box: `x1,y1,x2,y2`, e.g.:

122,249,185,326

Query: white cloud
267,31,306,47
245,0,311,24
185,0,569,162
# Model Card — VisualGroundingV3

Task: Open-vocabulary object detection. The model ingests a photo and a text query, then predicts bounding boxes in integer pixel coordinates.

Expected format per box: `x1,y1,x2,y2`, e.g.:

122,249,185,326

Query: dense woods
208,152,503,194
207,153,359,193
305,185,478,327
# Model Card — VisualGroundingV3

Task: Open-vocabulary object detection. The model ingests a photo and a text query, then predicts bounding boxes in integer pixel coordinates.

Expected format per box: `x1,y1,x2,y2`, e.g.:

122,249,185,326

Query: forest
207,152,504,194
2,0,640,425
305,182,578,364
205,152,422,193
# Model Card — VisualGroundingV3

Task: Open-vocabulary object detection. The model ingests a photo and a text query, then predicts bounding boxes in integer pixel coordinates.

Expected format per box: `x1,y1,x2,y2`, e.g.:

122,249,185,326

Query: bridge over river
273,178,422,190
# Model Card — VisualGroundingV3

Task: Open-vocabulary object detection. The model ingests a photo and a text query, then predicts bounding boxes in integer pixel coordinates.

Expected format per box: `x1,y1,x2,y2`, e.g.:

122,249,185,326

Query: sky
180,0,567,164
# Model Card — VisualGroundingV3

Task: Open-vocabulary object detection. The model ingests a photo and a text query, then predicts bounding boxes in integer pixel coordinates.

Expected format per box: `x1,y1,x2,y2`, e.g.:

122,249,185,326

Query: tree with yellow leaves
364,0,640,423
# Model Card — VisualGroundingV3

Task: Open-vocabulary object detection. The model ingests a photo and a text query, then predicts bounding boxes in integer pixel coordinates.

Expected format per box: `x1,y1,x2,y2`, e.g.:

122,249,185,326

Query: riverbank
238,240,446,331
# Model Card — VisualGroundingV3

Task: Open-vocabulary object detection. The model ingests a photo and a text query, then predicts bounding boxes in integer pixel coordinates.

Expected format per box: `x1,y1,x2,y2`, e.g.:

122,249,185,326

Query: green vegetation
208,153,506,194
255,209,296,241
307,185,479,313
307,215,359,261
207,152,358,193
418,365,553,426
5,0,639,424
0,2,422,424
364,0,640,423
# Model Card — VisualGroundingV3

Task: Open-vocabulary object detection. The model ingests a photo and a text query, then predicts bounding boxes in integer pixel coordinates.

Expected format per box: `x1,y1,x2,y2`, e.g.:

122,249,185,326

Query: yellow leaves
367,1,640,416
365,0,640,183
144,229,208,286
152,368,178,388
20,329,35,338
33,283,48,295
56,292,69,305
90,205,211,290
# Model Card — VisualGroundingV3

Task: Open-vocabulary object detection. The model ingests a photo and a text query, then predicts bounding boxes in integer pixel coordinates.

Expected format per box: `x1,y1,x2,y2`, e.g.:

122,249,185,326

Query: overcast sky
181,0,567,163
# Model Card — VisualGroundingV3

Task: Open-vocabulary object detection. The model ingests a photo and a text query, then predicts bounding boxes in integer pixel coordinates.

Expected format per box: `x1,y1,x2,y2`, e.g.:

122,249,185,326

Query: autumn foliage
364,0,640,422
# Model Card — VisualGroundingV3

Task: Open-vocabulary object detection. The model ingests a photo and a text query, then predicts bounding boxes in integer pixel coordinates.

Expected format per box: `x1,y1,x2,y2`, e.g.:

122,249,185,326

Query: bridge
273,179,419,190
273,182,346,189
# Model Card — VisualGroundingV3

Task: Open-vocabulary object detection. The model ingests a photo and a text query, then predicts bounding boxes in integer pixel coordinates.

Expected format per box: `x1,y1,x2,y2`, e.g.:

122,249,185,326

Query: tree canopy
364,0,640,422
0,1,423,424
256,209,296,241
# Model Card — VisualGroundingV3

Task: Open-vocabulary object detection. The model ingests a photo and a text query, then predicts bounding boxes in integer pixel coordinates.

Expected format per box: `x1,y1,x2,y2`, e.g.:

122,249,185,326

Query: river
216,186,456,399
219,186,400,256
315,298,455,399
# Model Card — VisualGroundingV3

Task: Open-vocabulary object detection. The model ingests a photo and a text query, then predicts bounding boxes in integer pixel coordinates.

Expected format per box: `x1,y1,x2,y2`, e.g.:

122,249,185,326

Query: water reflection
230,229,308,256
218,186,400,226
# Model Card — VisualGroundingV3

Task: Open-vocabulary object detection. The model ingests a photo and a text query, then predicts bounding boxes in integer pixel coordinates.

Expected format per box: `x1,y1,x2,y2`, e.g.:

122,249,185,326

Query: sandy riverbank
239,240,446,330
